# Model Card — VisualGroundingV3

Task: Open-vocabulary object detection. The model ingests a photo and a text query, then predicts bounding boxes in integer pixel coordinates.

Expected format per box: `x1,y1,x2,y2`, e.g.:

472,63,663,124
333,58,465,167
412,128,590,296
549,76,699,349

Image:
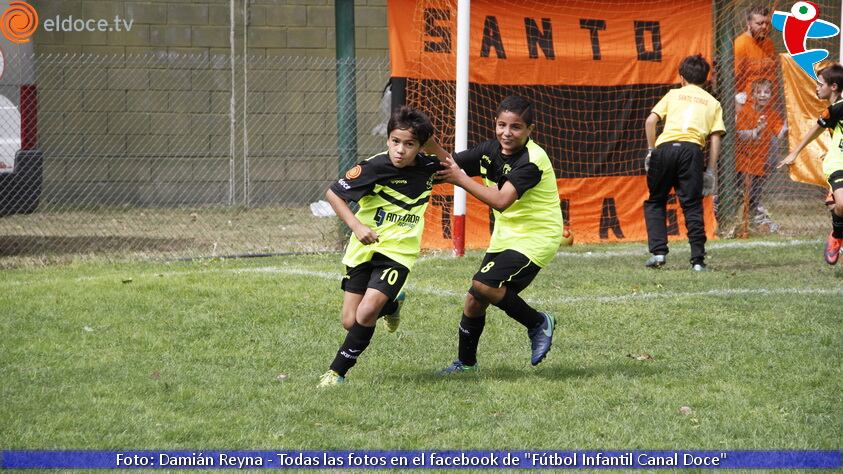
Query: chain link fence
0,52,391,265
713,0,840,239
1,1,839,266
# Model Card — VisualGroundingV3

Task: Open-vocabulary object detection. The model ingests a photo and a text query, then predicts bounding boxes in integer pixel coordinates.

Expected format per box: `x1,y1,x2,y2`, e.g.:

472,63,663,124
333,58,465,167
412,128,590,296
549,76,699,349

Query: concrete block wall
31,0,390,206
34,0,388,57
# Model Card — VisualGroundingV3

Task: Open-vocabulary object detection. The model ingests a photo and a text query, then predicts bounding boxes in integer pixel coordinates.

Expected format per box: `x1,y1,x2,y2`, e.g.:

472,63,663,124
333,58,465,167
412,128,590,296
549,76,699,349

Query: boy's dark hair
496,95,534,126
819,63,843,91
745,5,770,21
387,106,433,145
679,54,710,85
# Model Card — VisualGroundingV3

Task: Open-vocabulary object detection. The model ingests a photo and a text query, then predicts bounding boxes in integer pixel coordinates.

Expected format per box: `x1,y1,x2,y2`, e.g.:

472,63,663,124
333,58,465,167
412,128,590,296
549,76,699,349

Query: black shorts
472,249,541,294
341,253,409,301
828,170,843,192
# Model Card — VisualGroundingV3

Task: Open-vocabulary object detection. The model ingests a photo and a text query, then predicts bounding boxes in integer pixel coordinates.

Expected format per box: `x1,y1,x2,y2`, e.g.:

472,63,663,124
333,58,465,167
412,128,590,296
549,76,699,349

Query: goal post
452,0,470,256
388,0,840,250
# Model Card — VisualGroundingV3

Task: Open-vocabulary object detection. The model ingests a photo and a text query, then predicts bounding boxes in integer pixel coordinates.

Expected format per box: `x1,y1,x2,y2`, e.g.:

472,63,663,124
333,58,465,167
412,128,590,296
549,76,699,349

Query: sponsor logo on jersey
374,207,420,228
337,179,351,189
345,165,362,180
389,178,407,185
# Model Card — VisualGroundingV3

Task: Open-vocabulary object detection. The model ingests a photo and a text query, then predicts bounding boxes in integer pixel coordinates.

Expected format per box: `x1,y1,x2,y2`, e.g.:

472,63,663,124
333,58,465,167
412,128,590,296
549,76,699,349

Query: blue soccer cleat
436,360,477,376
527,312,555,366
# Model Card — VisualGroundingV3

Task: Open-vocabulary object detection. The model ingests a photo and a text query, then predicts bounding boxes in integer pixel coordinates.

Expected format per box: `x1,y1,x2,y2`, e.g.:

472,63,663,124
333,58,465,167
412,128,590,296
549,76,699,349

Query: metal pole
335,0,358,177
714,0,738,231
228,0,236,206
243,0,250,207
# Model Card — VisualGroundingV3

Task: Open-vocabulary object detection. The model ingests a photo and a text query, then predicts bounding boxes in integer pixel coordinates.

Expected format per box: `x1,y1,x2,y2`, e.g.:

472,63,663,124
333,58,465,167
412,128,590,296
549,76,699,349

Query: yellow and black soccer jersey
817,98,843,178
330,153,441,270
455,138,563,268
652,84,726,148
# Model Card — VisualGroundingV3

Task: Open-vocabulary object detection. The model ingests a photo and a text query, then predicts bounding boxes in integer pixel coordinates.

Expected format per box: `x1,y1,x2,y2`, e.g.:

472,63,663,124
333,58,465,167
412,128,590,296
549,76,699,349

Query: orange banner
389,0,713,86
422,177,716,249
781,54,829,188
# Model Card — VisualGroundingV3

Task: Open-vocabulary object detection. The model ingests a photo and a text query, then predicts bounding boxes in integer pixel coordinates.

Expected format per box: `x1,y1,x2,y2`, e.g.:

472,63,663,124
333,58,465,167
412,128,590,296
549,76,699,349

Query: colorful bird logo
772,1,840,80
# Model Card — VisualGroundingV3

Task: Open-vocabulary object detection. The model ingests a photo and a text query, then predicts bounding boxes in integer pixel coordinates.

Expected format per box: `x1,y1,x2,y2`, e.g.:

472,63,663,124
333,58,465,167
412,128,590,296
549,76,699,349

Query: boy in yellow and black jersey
430,95,563,373
778,63,843,265
318,106,443,387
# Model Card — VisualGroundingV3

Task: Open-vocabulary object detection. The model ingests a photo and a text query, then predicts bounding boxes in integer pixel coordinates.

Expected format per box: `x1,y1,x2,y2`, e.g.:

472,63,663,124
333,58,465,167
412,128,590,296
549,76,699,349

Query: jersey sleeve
818,101,843,129
651,92,670,120
711,102,726,135
418,153,446,177
453,141,491,177
500,160,542,198
329,159,383,202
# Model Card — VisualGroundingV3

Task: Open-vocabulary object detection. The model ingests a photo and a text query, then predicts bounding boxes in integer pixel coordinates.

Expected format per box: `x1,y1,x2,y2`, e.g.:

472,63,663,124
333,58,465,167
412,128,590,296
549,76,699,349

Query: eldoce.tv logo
1,1,38,44
772,1,840,80
0,0,134,44
42,14,134,33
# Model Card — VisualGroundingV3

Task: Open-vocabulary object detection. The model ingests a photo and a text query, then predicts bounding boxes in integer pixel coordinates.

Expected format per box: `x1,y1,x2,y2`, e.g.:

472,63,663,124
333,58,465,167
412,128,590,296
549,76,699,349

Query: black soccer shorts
341,253,409,301
472,249,541,294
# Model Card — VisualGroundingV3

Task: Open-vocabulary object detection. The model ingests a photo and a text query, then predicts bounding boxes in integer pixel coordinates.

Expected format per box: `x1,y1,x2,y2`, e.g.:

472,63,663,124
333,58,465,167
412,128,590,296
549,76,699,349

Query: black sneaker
527,312,555,366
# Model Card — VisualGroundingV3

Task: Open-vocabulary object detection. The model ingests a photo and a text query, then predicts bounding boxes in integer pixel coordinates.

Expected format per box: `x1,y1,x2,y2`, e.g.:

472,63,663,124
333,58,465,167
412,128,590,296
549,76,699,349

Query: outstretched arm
422,138,452,162
777,123,823,169
326,188,379,244
436,157,518,211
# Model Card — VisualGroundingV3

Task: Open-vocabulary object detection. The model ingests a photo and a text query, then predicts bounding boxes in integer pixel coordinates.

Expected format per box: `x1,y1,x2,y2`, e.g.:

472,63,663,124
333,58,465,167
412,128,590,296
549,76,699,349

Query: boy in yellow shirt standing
643,54,726,271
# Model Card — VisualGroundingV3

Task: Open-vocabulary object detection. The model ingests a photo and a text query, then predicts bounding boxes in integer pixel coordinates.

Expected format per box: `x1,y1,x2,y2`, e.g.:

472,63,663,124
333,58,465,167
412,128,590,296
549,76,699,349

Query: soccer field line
416,238,821,261
7,263,841,303
538,287,843,304
236,266,843,304
1,239,822,288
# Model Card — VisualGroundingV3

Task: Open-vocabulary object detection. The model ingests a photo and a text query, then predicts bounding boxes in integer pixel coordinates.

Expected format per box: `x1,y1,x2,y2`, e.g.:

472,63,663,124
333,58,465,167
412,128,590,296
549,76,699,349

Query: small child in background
735,78,787,231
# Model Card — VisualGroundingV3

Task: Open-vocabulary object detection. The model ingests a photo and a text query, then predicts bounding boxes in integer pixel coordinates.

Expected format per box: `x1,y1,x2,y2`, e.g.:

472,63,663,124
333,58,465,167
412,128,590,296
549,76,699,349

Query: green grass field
2,238,841,460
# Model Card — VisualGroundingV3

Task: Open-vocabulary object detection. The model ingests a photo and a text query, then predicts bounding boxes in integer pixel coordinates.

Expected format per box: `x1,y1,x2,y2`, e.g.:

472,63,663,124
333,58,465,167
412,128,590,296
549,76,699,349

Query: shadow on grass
0,235,194,256
392,360,665,384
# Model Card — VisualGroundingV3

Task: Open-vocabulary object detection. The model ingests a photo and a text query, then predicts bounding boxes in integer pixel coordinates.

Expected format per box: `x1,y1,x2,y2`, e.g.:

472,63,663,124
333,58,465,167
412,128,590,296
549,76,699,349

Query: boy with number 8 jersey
429,95,563,373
